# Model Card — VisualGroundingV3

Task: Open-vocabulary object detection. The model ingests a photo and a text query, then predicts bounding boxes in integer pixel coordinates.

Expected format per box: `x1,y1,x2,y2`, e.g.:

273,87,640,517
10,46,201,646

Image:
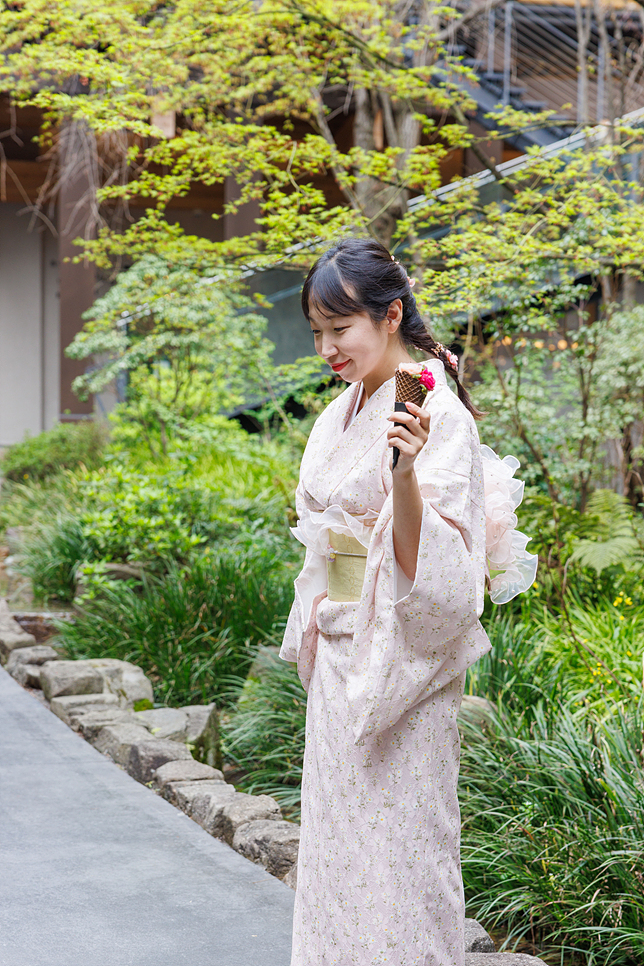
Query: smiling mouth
331,360,349,372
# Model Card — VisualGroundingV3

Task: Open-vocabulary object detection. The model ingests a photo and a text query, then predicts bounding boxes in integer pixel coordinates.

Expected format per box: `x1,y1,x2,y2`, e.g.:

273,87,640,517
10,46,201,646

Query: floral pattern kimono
280,358,494,966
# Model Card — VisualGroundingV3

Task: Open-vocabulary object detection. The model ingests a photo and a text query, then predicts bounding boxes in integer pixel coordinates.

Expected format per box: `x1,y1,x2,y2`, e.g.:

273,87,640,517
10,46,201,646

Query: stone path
0,668,294,966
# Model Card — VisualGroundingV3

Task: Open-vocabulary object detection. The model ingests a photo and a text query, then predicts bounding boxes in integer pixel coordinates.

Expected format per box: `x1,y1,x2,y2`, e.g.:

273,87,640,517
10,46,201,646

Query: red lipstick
331,361,349,372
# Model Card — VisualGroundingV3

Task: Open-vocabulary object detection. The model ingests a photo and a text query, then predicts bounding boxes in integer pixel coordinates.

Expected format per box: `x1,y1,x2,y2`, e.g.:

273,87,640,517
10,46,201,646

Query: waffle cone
395,368,427,407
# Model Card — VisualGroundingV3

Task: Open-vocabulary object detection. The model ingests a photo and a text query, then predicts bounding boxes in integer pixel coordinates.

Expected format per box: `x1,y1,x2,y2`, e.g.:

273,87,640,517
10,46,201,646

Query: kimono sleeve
279,470,327,688
347,403,490,743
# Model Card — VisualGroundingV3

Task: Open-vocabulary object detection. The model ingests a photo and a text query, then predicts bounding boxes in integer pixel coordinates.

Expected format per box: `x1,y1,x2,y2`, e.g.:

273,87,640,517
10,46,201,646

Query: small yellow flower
614,597,623,606
627,650,632,657
618,615,625,620
625,597,633,606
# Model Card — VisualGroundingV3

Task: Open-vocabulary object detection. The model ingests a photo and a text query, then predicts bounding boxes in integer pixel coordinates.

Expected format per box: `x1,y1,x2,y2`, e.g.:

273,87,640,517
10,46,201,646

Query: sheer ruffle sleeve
480,445,538,604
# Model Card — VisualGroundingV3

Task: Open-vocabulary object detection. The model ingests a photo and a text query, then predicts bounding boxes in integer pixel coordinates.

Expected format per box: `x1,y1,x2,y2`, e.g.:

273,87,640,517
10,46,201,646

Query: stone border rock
0,599,547,963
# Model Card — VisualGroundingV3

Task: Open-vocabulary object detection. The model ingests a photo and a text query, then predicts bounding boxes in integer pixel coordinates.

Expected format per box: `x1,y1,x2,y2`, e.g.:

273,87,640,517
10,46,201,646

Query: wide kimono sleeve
279,425,328,688
346,397,491,743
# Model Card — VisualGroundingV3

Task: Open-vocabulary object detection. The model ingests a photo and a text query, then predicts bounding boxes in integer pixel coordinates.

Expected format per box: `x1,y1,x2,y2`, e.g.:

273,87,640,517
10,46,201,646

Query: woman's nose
318,335,338,359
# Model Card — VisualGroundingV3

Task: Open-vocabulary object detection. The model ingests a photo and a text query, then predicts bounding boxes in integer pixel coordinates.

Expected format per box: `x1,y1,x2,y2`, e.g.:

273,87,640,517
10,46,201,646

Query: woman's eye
333,327,347,333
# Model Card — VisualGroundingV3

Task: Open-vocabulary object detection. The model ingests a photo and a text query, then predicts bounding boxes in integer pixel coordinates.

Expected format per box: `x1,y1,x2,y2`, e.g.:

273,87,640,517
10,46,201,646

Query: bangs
302,261,363,321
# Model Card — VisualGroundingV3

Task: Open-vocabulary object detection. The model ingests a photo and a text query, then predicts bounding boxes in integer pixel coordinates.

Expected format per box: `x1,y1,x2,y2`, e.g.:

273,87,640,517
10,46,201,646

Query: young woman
280,238,533,966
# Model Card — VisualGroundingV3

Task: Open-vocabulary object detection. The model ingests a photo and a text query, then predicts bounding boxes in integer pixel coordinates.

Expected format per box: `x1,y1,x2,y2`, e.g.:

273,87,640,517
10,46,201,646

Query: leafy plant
0,421,107,482
10,441,301,602
569,490,644,575
66,255,282,458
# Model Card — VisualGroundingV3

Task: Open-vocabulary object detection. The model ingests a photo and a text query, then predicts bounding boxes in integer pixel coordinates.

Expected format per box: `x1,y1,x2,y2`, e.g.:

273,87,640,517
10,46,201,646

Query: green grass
221,652,307,818
459,697,644,965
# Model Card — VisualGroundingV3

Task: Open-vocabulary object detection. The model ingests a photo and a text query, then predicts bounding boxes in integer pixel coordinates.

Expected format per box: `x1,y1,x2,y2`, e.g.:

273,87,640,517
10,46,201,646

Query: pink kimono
280,358,492,966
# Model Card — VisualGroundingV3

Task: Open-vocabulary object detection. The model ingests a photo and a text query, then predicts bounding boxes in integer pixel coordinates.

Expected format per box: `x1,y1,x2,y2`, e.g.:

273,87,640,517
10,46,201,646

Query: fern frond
569,535,642,574
570,489,644,574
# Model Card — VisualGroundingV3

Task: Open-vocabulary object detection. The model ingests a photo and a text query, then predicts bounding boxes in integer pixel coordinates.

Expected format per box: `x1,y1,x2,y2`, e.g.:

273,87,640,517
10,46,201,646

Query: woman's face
309,302,403,386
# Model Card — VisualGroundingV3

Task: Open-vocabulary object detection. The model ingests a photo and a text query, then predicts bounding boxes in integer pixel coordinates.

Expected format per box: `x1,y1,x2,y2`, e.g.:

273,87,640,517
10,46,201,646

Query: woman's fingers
387,404,429,427
387,408,430,441
403,401,431,431
387,423,426,451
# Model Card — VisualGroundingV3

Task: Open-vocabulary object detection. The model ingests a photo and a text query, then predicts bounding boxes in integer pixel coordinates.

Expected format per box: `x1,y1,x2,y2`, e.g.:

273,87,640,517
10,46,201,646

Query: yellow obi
327,530,368,602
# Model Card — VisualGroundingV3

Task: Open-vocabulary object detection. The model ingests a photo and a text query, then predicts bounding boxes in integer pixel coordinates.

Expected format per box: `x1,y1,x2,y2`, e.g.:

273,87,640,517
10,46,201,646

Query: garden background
1,3,644,964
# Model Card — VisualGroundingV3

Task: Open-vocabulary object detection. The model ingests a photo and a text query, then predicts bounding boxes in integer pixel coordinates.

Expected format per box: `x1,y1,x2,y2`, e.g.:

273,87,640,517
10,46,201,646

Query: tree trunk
352,88,412,248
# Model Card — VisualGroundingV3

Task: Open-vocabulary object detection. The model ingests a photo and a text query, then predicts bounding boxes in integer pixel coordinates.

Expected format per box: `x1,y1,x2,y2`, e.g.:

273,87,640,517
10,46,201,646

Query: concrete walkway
0,668,294,966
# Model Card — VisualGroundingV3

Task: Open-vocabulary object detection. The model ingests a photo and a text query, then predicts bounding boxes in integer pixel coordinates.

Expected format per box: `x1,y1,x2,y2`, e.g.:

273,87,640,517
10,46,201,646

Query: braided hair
301,237,484,421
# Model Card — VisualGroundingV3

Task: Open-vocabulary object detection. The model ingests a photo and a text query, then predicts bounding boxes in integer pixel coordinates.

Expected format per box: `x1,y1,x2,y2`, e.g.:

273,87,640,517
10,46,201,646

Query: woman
280,238,504,966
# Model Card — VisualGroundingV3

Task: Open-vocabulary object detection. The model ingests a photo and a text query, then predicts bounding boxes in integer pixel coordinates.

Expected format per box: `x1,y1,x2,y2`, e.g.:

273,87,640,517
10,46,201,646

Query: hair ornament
435,341,459,370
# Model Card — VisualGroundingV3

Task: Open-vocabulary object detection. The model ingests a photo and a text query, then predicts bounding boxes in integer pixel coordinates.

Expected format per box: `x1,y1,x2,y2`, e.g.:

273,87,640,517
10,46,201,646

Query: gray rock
180,704,214,743
211,793,282,845
40,661,105,700
0,631,37,663
6,644,60,669
50,693,118,724
465,918,496,953
459,695,496,728
465,956,547,966
232,819,300,879
154,759,223,788
127,737,192,784
192,704,222,770
134,707,188,741
84,658,153,709
72,708,138,742
283,862,298,891
0,599,23,631
189,783,237,829
10,663,44,688
93,722,152,767
164,779,231,810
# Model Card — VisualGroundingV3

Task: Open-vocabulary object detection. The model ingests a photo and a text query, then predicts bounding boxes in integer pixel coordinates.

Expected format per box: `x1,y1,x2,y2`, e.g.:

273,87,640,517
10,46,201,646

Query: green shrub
11,448,300,602
0,421,107,482
459,699,644,965
55,550,296,706
221,653,307,818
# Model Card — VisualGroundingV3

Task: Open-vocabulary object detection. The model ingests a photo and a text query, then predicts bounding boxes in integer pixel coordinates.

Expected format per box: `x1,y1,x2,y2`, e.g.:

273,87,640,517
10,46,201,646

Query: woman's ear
386,299,403,333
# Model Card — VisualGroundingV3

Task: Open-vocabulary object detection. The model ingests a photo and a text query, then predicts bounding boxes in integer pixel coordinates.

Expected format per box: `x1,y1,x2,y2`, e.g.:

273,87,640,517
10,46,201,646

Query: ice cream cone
395,368,428,408
392,366,430,469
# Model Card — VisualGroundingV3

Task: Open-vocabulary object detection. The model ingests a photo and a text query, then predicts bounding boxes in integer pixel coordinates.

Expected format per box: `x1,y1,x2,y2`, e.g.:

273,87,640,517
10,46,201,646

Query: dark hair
301,237,484,420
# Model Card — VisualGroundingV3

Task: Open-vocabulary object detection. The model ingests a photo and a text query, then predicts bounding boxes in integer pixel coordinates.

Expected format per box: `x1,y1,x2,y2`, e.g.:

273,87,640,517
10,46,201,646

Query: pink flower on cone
419,369,436,391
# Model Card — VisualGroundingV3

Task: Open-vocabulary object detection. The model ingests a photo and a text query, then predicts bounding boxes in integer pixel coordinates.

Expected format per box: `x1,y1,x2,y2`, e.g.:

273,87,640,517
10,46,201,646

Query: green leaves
569,491,644,576
66,254,279,456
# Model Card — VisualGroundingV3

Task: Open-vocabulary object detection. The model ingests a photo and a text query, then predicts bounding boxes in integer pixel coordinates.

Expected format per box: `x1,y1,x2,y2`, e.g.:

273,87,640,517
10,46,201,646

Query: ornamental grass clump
459,697,644,965
221,652,307,819
56,551,296,706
